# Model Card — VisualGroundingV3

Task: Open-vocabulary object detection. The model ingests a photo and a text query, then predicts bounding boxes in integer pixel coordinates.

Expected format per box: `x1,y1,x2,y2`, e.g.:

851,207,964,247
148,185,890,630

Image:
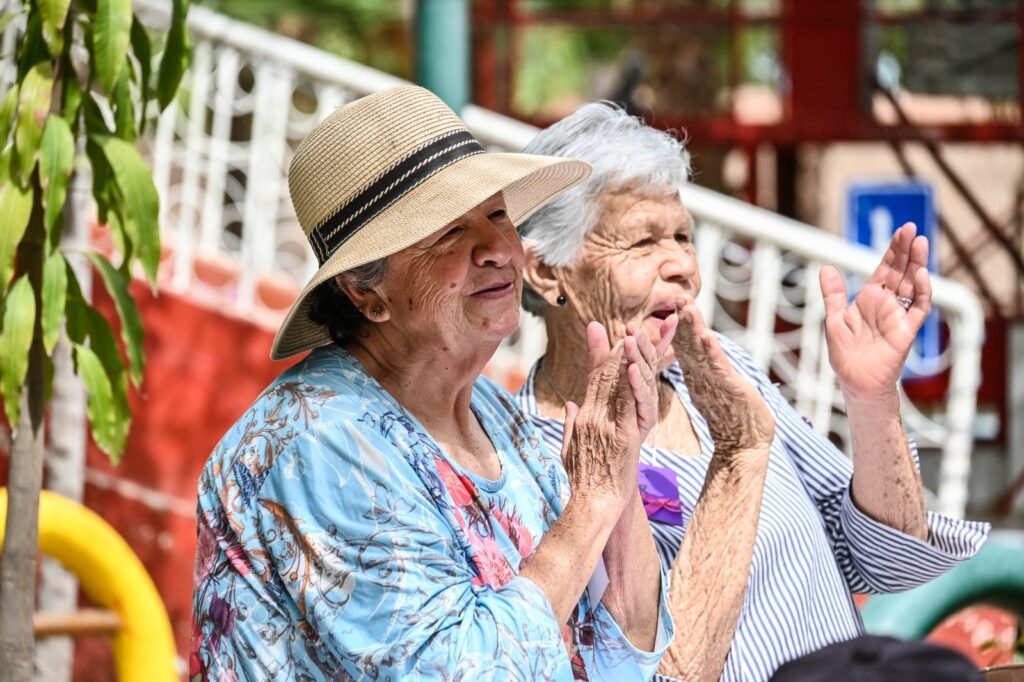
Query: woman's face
375,192,524,353
560,189,701,353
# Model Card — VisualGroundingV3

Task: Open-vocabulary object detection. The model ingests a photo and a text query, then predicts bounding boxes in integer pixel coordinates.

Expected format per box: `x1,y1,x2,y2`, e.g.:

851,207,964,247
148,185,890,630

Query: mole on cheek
449,282,457,289
408,297,414,311
482,319,490,329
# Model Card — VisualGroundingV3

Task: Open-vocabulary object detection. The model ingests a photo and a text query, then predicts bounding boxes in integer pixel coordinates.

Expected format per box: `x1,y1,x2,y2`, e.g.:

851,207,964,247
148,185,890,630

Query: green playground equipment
862,533,1024,639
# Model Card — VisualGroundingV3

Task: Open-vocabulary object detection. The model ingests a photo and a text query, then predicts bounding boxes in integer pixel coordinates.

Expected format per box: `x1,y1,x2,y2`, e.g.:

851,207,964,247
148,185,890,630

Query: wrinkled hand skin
660,299,772,682
562,347,634,503
672,298,775,455
564,320,662,508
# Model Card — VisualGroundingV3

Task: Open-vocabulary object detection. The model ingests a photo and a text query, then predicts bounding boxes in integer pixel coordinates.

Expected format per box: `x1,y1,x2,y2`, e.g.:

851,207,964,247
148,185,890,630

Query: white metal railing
3,1,984,517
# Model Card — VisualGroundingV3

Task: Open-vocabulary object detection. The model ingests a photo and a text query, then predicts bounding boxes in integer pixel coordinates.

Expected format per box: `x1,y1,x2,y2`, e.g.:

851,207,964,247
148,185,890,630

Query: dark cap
770,635,982,682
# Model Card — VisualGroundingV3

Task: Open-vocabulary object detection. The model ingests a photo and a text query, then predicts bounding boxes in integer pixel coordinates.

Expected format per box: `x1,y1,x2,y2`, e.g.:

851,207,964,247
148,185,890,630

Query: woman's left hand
819,222,932,400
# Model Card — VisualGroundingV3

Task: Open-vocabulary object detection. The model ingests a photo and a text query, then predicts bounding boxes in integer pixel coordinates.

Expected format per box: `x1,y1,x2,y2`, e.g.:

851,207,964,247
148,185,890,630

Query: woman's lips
649,306,677,320
471,281,514,299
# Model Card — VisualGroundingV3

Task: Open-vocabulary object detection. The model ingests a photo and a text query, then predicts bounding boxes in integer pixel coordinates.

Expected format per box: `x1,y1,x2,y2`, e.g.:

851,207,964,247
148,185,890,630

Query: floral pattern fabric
191,346,672,681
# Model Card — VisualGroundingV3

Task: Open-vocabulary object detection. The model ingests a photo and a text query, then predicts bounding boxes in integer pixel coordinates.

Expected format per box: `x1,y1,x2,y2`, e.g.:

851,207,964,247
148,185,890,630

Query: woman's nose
659,242,697,282
472,221,516,268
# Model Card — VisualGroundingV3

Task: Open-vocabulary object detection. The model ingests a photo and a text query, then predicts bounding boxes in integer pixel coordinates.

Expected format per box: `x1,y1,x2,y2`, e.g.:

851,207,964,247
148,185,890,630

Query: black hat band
308,130,485,265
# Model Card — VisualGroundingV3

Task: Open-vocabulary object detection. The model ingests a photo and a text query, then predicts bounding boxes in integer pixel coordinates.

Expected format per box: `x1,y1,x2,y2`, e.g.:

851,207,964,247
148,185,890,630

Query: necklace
539,359,570,404
539,357,662,459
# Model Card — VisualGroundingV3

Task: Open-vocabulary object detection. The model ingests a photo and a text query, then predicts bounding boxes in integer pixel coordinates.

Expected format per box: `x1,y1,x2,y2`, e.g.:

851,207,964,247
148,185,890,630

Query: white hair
518,102,691,314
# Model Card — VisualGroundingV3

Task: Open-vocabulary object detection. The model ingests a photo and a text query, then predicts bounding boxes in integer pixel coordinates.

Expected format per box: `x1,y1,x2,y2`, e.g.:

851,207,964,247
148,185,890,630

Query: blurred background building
0,0,1022,678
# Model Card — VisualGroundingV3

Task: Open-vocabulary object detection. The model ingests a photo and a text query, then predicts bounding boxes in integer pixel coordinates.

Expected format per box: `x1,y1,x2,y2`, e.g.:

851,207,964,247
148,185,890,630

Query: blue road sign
846,182,941,378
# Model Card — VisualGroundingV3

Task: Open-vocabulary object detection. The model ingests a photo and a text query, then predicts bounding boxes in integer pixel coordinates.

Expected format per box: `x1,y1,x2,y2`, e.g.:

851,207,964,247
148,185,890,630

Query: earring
556,294,567,306
371,305,385,318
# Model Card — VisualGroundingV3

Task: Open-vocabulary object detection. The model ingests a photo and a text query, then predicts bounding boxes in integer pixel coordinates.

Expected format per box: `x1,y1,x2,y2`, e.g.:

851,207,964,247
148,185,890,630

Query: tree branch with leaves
0,0,189,678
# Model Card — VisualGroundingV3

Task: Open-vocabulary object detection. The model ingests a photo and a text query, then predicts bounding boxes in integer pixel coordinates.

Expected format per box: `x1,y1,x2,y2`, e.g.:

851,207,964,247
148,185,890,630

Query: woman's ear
522,243,563,307
335,275,391,323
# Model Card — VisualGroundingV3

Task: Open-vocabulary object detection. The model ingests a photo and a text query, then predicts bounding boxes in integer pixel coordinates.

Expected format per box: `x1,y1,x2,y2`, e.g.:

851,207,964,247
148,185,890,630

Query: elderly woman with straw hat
190,87,682,681
513,103,990,682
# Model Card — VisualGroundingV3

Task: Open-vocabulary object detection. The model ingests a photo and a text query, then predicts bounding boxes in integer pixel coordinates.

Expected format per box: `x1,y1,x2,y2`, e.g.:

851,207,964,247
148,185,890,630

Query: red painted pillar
782,0,863,141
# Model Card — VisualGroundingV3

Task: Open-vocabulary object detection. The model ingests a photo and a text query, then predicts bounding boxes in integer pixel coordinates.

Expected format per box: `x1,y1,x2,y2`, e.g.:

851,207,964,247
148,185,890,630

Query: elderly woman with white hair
514,102,990,682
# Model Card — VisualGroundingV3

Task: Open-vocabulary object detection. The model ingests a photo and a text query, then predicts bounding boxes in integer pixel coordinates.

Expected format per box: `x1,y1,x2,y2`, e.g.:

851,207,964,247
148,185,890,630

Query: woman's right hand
673,298,775,454
561,318,675,510
519,318,675,627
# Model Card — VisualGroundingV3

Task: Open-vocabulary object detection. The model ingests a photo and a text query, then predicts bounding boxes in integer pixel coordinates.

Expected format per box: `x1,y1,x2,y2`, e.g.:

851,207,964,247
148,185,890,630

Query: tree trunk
33,140,91,682
0,171,49,682
0,393,45,681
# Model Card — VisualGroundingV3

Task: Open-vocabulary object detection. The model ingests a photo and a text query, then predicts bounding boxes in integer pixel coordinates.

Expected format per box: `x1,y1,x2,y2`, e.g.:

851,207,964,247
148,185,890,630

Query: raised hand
819,223,932,400
561,316,677,506
673,298,775,453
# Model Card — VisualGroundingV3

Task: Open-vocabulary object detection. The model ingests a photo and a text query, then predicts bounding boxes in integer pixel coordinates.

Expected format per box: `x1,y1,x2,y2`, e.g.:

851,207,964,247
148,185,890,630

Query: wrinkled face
560,189,701,354
377,192,524,352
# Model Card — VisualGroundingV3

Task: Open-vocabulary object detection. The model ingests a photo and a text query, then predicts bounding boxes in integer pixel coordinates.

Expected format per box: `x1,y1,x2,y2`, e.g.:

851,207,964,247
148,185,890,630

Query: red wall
73,282,293,679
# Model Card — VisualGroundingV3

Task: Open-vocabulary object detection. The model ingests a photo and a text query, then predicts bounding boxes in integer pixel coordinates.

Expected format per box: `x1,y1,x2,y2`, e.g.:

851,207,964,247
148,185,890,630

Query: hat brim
271,152,590,360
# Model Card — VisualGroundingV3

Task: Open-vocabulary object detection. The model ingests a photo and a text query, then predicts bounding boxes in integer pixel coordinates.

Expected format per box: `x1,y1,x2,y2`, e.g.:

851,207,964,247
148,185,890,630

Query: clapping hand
560,316,677,507
673,298,775,453
819,223,932,400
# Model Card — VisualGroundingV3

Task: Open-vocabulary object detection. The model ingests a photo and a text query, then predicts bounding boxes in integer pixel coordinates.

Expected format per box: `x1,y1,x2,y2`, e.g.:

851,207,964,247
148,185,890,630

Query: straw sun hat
272,85,591,360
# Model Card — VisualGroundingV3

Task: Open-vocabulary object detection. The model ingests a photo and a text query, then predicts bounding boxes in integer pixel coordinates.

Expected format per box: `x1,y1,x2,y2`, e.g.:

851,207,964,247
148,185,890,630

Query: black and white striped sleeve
769,379,990,594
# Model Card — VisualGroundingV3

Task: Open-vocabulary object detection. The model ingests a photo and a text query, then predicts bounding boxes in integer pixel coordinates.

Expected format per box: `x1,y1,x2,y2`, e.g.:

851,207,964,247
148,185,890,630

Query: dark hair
307,258,389,347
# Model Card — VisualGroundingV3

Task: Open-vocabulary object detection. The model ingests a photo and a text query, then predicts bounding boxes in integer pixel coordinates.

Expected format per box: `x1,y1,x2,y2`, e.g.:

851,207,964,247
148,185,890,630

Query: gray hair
308,257,390,347
519,103,692,315
340,257,389,292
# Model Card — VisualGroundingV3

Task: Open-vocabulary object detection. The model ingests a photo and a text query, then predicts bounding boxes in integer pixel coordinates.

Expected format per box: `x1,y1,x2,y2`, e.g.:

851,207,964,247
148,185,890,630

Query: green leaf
41,250,67,355
79,304,133,461
0,178,33,295
85,135,113,223
0,85,19,151
86,252,143,386
16,11,48,82
91,135,160,284
84,306,124,383
130,16,152,114
112,67,136,142
73,342,129,461
42,351,54,405
156,0,190,109
93,0,133,95
0,276,36,430
61,63,83,127
39,115,75,243
83,94,113,136
107,207,132,265
39,0,72,56
64,263,88,345
14,64,54,186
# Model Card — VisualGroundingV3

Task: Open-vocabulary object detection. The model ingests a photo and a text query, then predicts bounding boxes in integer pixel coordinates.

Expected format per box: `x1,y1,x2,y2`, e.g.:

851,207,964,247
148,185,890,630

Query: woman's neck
347,330,497,437
535,314,593,419
536,313,680,435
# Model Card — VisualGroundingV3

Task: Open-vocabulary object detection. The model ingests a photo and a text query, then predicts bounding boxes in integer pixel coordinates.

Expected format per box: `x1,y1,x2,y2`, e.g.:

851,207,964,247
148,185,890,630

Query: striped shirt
515,333,990,682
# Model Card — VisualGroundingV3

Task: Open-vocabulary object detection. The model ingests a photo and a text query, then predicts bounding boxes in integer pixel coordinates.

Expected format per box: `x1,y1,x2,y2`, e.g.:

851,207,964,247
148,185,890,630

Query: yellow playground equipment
0,488,177,681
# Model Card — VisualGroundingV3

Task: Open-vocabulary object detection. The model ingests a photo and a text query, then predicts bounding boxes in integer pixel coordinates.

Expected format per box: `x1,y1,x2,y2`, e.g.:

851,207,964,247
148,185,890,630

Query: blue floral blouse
191,345,673,681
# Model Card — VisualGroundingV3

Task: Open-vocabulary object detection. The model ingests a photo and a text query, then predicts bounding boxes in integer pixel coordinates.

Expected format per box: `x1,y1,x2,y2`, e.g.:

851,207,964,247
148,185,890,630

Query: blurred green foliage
200,0,786,118
203,0,413,78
